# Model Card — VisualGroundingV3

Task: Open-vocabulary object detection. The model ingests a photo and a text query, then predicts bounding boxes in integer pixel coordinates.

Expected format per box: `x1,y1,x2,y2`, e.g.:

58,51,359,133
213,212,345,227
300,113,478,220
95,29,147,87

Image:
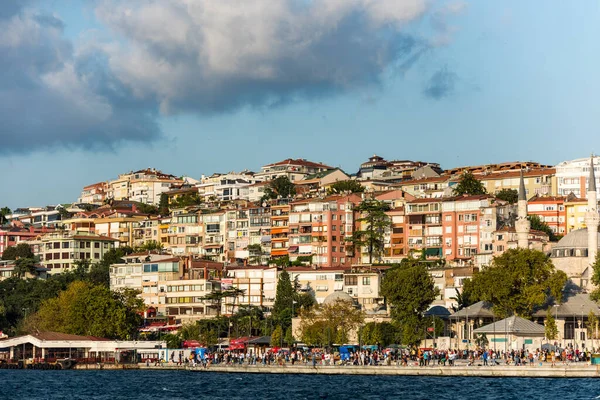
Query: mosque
548,156,599,291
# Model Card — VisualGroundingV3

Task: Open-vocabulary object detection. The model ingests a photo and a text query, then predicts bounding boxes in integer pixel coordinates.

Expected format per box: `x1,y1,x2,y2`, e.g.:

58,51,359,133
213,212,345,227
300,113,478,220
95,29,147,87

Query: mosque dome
552,228,600,258
322,291,354,305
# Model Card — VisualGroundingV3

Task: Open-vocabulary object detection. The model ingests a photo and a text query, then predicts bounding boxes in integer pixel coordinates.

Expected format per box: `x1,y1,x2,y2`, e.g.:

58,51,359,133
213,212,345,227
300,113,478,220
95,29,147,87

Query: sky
1,0,599,208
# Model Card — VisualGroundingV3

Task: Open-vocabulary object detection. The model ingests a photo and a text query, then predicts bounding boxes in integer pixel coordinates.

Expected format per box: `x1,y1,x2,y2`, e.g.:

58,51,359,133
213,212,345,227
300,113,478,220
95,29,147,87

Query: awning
288,246,299,253
424,247,442,256
204,244,222,249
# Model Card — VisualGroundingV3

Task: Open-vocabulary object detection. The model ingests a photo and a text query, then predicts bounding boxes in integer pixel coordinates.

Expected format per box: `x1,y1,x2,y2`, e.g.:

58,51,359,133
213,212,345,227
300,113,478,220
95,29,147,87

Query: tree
0,207,11,224
462,248,568,318
592,254,600,302
452,171,486,196
381,261,439,346
495,189,519,204
135,203,159,215
158,193,170,215
298,299,364,347
13,258,39,278
528,214,557,242
284,326,294,345
450,288,472,312
2,243,34,260
271,325,283,347
587,311,599,340
327,180,365,195
545,308,558,341
474,333,489,349
346,199,391,264
247,244,264,265
359,322,400,347
261,176,296,201
27,281,143,339
138,240,164,252
272,269,295,329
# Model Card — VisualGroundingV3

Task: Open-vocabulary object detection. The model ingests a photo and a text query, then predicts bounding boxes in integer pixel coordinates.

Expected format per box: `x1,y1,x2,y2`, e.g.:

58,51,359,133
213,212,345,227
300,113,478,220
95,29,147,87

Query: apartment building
94,214,148,248
270,200,290,260
406,198,443,261
78,182,107,205
164,279,222,323
474,168,556,197
343,268,385,312
247,205,271,264
288,194,361,267
527,195,566,235
376,190,415,263
106,168,183,205
565,196,588,233
255,158,333,182
167,211,202,255
294,168,351,196
441,195,493,264
397,176,450,198
199,211,226,262
31,231,119,273
556,156,600,197
492,227,550,255
0,226,51,258
196,171,258,201
287,267,346,304
223,266,278,314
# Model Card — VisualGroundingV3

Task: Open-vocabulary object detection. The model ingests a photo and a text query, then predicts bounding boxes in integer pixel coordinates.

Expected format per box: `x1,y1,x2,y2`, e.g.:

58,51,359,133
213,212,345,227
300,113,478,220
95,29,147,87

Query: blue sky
1,0,599,208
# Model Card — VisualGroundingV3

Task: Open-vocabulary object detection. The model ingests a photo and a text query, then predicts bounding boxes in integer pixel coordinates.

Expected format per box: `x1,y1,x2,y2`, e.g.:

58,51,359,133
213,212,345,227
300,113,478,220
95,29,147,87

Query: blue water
1,370,599,399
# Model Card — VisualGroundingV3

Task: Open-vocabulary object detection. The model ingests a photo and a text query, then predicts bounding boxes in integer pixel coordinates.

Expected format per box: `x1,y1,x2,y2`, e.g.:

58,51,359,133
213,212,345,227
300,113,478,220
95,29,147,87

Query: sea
1,370,598,400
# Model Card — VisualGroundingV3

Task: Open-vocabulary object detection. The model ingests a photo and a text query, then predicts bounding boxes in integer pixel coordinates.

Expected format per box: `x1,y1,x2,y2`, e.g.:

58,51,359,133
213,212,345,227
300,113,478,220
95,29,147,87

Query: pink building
0,226,51,258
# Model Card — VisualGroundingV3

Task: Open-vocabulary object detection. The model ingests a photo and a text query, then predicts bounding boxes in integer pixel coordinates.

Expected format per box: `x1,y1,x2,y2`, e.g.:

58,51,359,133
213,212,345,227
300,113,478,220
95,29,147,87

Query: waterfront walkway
76,362,600,378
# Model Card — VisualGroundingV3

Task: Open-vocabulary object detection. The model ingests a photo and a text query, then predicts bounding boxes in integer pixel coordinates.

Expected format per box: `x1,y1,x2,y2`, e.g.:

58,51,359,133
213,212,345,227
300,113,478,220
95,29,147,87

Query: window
317,274,327,281
62,242,70,249
345,276,358,285
332,246,337,253
94,242,100,248
362,277,371,285
332,236,337,242
445,215,452,222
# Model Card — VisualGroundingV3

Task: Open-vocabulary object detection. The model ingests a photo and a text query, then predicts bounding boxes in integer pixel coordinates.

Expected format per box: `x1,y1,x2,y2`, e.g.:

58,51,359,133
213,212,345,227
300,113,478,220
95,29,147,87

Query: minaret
585,155,599,265
516,169,530,249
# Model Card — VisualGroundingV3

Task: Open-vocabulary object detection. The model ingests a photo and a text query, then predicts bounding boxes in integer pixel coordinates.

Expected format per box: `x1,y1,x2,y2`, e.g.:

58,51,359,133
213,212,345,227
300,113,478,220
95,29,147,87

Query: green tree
2,243,34,260
545,308,558,341
462,248,568,318
261,176,296,201
381,260,438,346
346,199,391,264
327,180,365,195
528,214,557,241
450,287,472,312
247,244,264,265
158,193,170,215
0,207,11,224
495,188,519,204
271,325,283,347
474,333,489,349
172,193,203,209
134,202,159,215
272,269,295,329
359,322,399,347
589,254,600,302
298,299,364,347
138,240,164,252
284,326,294,345
28,281,143,339
452,171,487,196
13,257,39,278
587,311,599,340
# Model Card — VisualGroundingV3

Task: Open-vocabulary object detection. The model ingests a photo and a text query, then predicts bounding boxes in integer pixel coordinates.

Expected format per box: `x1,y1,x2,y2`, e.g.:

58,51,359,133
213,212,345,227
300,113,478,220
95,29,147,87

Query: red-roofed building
527,195,567,235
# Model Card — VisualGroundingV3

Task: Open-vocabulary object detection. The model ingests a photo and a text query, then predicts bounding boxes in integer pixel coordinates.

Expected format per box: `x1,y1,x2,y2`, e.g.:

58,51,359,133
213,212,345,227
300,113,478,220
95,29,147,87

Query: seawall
73,362,600,378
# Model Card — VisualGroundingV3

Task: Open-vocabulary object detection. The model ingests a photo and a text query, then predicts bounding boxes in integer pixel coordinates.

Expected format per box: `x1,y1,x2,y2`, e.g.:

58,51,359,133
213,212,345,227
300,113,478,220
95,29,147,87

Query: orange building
526,195,566,235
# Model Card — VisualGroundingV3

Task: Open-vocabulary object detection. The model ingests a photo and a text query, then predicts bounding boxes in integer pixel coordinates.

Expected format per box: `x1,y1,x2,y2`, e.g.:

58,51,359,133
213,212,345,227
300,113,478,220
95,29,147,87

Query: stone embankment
74,362,600,377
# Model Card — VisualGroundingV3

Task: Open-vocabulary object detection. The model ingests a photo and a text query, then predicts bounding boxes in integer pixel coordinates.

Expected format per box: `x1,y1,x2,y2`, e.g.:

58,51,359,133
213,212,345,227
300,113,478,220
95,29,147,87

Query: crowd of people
181,345,596,368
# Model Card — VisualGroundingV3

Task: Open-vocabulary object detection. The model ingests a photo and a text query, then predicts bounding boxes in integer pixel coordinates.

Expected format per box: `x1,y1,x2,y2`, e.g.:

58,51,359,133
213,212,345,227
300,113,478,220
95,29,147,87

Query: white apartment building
106,168,183,205
224,266,278,314
255,158,333,182
556,156,600,197
196,171,258,202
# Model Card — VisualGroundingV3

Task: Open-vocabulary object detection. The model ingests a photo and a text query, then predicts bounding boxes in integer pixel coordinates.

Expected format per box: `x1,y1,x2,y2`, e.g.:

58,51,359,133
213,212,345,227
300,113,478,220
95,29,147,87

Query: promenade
75,362,600,378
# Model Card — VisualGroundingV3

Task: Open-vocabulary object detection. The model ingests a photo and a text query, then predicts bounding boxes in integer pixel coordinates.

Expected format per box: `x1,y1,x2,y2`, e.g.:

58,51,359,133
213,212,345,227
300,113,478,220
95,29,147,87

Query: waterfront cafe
473,316,545,352
0,331,165,364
